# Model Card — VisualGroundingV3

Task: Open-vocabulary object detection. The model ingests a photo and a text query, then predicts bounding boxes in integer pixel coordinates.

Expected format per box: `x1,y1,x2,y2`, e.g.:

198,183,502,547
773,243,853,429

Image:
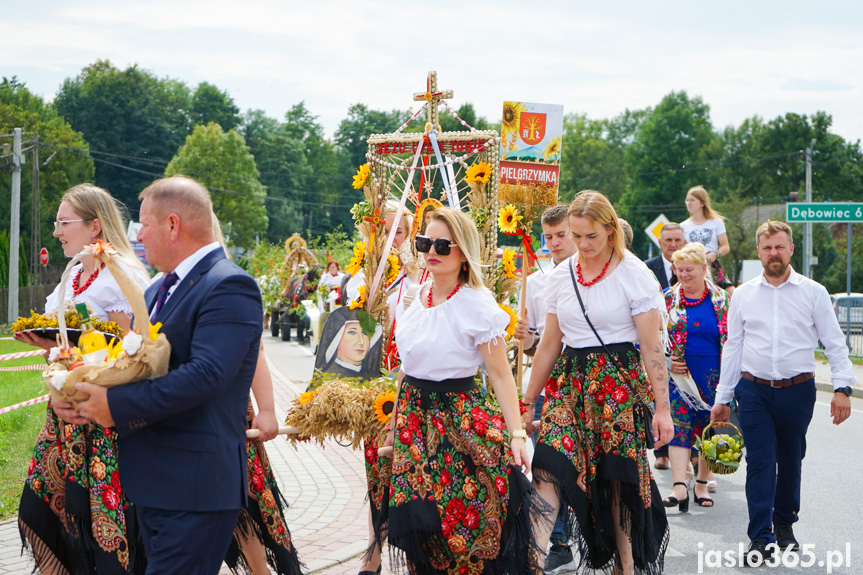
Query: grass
816,350,863,366
0,336,48,520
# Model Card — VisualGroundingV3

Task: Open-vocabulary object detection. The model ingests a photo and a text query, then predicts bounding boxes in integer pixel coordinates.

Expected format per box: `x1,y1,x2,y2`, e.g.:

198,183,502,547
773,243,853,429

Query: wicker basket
44,241,171,406
699,420,744,475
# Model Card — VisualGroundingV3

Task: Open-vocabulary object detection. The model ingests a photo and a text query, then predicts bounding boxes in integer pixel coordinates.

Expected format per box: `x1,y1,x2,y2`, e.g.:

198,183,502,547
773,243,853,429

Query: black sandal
662,482,690,512
694,479,714,507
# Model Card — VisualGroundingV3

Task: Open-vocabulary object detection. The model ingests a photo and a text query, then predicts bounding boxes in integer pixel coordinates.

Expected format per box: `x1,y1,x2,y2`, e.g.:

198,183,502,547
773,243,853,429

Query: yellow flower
386,253,401,286
352,164,370,189
502,248,518,279
499,303,518,340
465,161,493,183
498,204,523,234
542,136,562,161
107,338,124,360
148,322,162,341
374,391,397,424
299,390,318,405
349,285,367,310
501,101,526,140
346,241,366,275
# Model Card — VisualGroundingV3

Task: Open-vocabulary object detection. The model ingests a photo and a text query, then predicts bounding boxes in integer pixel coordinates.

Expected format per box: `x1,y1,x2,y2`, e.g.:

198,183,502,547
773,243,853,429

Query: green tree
0,77,94,274
165,123,267,249
559,113,627,205
191,82,240,131
54,60,192,208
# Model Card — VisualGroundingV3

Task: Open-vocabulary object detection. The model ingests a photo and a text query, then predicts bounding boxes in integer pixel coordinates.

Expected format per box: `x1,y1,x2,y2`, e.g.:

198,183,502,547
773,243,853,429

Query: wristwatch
835,386,853,397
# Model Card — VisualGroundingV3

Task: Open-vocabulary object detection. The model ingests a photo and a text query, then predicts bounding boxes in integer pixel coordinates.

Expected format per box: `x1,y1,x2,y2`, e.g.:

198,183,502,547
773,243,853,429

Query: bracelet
510,429,528,440
523,401,535,406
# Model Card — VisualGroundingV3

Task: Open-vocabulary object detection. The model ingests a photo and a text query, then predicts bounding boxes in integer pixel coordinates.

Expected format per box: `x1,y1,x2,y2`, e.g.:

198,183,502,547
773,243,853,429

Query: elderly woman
523,191,673,575
662,243,729,510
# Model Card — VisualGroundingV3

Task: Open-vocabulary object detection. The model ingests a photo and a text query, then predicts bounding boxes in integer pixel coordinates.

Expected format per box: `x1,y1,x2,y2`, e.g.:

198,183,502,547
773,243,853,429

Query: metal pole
803,145,813,277
8,128,22,323
30,133,39,312
848,223,852,296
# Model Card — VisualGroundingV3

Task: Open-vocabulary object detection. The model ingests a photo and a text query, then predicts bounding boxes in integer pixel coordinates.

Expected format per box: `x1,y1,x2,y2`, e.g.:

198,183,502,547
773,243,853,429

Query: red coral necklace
576,252,613,287
428,282,461,307
73,263,105,296
681,285,709,307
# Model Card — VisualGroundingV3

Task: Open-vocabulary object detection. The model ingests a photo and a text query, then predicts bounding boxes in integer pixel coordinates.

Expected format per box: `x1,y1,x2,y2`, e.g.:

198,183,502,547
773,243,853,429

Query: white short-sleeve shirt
681,218,727,254
544,251,664,349
45,262,151,321
396,283,509,380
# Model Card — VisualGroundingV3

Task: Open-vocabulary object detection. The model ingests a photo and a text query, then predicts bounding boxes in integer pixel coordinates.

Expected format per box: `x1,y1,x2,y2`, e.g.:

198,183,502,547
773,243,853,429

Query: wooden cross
413,71,453,133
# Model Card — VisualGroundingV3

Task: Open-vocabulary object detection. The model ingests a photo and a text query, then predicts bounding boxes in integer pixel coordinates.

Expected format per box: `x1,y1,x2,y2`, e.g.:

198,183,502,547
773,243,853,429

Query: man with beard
711,220,853,566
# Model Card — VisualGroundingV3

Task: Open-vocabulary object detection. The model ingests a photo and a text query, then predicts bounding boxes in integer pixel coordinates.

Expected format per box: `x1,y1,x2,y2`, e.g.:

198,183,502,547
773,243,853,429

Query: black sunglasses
415,235,458,256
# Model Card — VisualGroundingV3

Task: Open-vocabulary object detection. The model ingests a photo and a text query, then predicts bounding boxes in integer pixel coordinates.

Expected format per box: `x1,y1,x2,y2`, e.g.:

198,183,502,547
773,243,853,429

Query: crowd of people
11,178,855,575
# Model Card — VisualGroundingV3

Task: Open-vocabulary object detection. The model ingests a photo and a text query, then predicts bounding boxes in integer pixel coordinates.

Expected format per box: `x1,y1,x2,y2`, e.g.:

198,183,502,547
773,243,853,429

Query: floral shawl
664,280,728,358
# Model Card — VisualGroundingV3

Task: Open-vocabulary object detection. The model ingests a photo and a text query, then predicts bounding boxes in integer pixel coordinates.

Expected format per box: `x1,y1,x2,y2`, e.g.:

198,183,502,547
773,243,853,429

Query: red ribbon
505,229,538,264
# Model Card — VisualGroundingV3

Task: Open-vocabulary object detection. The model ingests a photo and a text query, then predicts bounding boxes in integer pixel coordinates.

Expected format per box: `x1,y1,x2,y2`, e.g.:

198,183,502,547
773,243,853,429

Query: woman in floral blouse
663,242,729,510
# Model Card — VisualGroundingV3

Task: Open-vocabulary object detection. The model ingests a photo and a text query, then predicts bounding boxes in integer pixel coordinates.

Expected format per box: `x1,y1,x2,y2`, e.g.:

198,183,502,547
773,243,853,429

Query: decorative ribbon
504,229,538,264
0,364,45,372
0,394,50,415
0,349,45,362
427,130,460,209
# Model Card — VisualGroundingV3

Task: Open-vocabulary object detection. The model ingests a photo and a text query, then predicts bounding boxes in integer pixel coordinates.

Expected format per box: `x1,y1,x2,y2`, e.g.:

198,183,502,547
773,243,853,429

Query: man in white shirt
711,220,853,564
513,204,577,573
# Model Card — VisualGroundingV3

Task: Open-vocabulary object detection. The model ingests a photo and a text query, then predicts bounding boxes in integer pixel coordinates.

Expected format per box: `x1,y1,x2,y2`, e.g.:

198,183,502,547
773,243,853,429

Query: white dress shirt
714,266,856,404
525,259,557,340
662,256,674,286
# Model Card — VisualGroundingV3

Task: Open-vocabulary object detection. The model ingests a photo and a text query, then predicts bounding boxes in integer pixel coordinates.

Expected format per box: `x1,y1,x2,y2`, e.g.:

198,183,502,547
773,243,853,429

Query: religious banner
498,101,564,207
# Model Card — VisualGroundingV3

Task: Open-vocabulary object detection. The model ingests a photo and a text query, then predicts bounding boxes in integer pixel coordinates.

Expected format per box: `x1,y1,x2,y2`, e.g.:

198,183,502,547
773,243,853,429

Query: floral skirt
710,260,733,288
19,400,302,575
378,375,543,575
669,354,719,449
533,344,668,575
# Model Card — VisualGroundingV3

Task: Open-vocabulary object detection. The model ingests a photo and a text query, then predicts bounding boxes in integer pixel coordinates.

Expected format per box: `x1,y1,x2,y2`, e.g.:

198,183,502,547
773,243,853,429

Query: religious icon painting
312,306,383,384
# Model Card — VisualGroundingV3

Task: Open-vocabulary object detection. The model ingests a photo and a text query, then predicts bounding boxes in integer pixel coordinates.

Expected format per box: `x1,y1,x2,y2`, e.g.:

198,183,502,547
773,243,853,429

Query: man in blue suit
76,175,263,574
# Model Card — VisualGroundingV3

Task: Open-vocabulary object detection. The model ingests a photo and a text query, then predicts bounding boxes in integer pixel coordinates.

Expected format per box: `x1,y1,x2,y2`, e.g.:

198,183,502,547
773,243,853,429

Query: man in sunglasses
513,204,577,573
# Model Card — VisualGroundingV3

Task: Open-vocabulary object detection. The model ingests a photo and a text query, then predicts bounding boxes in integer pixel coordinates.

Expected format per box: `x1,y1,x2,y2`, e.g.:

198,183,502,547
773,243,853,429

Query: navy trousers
137,506,240,574
735,376,816,544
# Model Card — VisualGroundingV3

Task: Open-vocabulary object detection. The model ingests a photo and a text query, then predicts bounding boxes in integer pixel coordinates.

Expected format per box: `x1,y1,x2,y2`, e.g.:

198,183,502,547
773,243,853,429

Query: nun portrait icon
313,306,383,382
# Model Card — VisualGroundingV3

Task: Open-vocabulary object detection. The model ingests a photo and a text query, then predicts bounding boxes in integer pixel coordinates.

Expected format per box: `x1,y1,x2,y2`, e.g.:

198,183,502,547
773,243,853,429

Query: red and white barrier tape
0,350,45,361
0,394,50,415
0,364,45,372
0,337,14,341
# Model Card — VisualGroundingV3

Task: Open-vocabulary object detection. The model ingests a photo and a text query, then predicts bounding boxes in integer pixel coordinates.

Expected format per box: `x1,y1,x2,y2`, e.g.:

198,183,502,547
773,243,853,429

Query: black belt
403,374,476,392
741,371,814,388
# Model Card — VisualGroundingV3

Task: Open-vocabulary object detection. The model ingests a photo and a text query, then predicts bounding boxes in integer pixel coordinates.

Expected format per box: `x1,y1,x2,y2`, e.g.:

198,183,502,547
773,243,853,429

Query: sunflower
465,161,493,183
502,248,518,278
542,136,562,161
501,101,526,140
499,303,518,340
498,204,523,234
299,390,318,405
373,391,397,424
352,163,371,189
386,253,401,286
349,285,367,310
346,241,366,275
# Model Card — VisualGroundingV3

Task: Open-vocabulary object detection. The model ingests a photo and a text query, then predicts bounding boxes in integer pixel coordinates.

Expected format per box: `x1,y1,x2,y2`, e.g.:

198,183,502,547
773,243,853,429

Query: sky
5,1,863,144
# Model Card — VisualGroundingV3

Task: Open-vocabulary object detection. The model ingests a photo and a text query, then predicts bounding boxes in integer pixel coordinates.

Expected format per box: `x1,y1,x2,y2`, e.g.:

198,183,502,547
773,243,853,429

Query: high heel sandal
663,482,690,512
694,479,715,507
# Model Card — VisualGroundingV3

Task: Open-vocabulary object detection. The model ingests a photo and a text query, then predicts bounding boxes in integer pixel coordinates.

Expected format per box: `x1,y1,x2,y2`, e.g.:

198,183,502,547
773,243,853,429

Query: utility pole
7,128,22,323
30,133,40,311
803,139,816,278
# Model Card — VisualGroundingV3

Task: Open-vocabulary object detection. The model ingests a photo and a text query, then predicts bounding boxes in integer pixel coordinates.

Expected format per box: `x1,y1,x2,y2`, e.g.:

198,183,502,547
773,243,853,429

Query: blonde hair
61,184,146,274
687,186,724,221
427,208,484,289
567,190,626,261
385,200,412,237
672,242,708,267
755,220,793,245
138,176,215,240
618,218,634,249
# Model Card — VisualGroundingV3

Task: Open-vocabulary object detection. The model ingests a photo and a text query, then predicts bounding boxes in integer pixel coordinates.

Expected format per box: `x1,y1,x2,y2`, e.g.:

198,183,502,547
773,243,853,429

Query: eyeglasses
53,219,91,229
415,235,458,256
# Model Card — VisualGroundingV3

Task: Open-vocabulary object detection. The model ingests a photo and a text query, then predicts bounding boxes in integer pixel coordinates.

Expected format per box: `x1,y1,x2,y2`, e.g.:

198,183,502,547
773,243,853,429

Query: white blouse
396,283,509,380
544,251,664,349
680,218,727,254
45,262,151,321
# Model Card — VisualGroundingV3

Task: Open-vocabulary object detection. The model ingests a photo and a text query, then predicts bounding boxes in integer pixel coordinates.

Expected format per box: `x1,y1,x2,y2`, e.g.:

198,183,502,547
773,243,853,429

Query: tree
559,113,627,205
165,123,267,249
0,77,94,273
191,82,240,131
54,60,192,209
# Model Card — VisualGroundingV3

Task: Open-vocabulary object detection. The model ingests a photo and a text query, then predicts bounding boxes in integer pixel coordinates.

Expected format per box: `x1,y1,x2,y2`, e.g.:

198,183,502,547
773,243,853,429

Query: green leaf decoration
356,309,377,338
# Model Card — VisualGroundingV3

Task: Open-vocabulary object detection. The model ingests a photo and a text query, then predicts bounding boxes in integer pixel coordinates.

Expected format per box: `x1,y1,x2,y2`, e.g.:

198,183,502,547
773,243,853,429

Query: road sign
644,214,670,248
786,203,863,223
39,247,49,267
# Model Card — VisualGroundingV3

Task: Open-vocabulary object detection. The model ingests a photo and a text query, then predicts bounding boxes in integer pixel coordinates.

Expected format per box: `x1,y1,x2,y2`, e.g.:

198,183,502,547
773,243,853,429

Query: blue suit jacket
108,248,262,512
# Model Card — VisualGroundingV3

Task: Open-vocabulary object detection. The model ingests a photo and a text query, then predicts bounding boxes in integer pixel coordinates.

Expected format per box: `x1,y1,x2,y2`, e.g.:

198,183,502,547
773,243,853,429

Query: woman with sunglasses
379,207,542,575
16,184,151,575
522,191,673,575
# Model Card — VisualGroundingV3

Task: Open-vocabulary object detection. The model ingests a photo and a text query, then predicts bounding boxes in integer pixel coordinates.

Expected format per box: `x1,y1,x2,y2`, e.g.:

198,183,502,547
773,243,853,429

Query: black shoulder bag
568,260,655,447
